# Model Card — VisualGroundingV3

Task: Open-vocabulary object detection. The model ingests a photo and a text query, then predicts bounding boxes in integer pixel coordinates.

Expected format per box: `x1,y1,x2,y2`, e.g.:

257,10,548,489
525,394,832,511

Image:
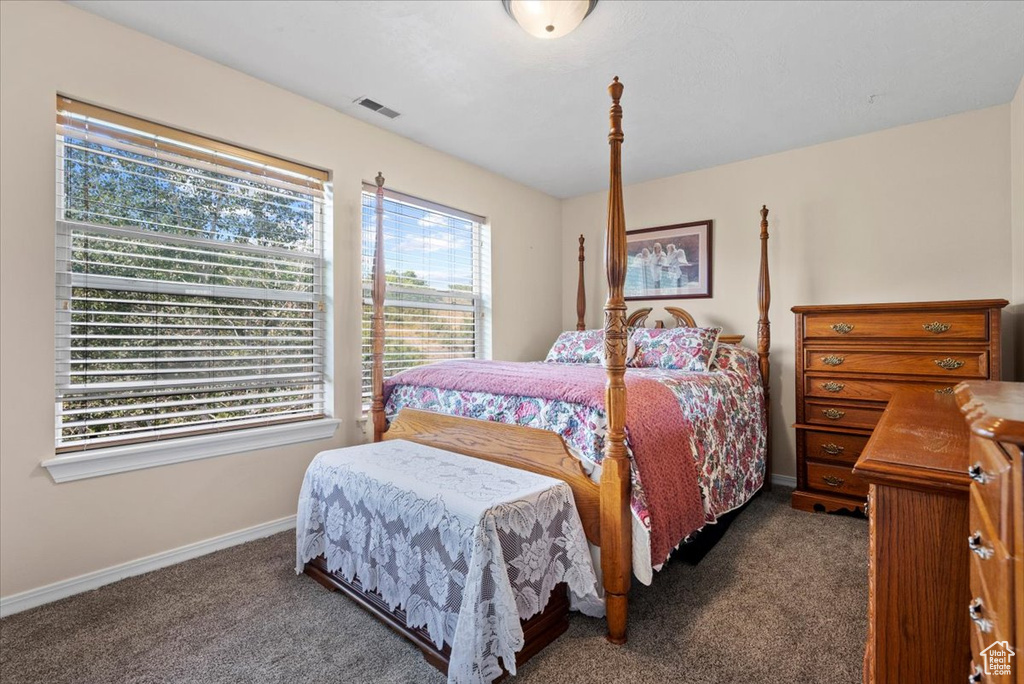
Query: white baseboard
0,515,296,618
771,473,797,489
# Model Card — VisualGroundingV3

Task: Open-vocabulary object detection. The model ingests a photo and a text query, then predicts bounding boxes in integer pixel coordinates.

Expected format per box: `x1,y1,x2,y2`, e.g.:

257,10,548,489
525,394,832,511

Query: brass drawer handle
922,321,951,334
935,387,954,395
968,531,994,560
822,475,845,487
821,381,845,393
822,408,846,420
934,357,965,371
968,598,992,633
821,355,845,366
968,462,992,484
820,442,845,456
830,322,854,334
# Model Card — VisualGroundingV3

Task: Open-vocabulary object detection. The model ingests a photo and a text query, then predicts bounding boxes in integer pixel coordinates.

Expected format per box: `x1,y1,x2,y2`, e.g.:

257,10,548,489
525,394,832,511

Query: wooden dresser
792,299,1007,514
855,388,972,684
955,381,1023,684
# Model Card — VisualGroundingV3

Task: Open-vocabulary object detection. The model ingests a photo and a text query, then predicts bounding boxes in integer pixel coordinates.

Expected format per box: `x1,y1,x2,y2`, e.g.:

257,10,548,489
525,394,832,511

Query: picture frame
624,220,712,300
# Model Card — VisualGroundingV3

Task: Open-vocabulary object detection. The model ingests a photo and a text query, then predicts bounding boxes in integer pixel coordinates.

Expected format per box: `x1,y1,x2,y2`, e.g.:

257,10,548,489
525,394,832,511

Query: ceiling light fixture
502,0,598,39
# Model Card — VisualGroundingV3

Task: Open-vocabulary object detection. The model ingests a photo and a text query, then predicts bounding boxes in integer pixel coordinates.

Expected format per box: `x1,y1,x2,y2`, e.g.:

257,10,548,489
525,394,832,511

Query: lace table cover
296,439,603,684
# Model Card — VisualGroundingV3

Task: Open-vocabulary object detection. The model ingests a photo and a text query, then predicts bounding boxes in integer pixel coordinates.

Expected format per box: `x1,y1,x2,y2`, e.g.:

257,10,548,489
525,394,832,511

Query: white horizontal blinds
360,188,485,404
55,97,327,452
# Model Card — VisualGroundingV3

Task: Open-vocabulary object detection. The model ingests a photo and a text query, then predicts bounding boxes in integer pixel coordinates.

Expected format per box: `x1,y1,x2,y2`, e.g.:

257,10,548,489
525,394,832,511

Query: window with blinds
360,188,486,404
55,97,328,452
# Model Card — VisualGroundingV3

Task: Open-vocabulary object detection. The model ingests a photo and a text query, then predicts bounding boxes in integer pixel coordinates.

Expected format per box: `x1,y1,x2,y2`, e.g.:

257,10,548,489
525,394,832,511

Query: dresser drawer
803,375,958,401
970,629,989,684
804,430,869,465
804,348,988,378
806,460,868,498
804,400,884,429
968,587,1011,649
970,628,987,683
969,490,1014,641
969,439,1013,544
803,311,988,341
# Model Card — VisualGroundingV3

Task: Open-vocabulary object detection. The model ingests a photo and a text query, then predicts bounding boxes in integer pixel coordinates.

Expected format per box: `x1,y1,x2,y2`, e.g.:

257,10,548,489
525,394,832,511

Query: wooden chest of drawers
792,299,1007,514
855,389,972,684
956,381,1023,684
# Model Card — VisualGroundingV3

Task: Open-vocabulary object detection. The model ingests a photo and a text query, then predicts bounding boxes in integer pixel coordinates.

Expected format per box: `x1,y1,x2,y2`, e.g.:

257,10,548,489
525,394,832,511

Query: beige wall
2,0,1021,602
1011,76,1024,379
0,2,563,598
562,105,1014,480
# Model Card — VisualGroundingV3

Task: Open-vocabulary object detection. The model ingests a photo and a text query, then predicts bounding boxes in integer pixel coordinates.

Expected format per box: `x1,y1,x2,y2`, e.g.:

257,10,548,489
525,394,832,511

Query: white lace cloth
295,439,603,684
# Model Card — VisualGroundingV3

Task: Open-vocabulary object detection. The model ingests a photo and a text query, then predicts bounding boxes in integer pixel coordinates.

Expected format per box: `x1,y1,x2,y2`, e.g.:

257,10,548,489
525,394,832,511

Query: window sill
42,418,342,483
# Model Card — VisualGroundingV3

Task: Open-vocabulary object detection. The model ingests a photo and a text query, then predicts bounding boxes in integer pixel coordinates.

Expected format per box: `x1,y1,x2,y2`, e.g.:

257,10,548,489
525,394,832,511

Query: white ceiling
70,0,1024,198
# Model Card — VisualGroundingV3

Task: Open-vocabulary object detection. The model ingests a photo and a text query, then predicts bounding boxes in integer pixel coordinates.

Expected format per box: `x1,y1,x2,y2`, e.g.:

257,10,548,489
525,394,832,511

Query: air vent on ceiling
356,97,401,119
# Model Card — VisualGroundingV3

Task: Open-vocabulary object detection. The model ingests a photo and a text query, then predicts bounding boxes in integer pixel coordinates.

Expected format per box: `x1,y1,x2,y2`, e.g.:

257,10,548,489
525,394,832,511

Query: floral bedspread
384,344,767,570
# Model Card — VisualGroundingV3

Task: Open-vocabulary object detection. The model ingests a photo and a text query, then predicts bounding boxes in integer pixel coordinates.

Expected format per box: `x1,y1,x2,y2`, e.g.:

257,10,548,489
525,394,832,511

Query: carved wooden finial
578,234,585,259
761,204,768,222
608,78,624,141
375,172,385,188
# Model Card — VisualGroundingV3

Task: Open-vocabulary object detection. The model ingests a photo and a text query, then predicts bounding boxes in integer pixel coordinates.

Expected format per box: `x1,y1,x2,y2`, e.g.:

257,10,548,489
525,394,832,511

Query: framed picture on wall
624,220,712,300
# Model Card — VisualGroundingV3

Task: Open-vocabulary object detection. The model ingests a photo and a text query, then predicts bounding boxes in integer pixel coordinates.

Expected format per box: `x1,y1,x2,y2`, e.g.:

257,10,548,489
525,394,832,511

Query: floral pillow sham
545,329,604,364
630,326,722,372
712,342,759,374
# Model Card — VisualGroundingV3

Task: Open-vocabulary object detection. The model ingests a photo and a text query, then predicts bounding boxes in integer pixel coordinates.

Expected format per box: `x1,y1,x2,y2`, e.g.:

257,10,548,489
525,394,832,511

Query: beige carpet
0,487,867,683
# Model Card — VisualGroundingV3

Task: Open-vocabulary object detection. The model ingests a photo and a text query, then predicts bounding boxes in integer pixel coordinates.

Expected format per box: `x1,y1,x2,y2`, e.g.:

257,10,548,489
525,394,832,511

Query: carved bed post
576,235,586,331
371,172,387,443
757,205,772,490
601,77,631,646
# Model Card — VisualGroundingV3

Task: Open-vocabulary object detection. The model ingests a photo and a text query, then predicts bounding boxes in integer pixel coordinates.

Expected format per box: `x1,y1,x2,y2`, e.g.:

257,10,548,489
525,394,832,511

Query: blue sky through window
361,194,477,292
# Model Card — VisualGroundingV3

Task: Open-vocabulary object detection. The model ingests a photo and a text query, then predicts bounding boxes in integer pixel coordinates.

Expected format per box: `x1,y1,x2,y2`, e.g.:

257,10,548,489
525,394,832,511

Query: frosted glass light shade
503,0,598,39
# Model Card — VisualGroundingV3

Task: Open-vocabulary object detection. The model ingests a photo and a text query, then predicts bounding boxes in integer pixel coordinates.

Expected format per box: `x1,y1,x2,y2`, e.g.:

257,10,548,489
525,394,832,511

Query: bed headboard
623,306,745,345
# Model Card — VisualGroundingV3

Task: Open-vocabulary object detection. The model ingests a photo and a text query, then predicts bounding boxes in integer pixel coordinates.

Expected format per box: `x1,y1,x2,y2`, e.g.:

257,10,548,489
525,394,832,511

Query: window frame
359,186,488,409
46,98,338,480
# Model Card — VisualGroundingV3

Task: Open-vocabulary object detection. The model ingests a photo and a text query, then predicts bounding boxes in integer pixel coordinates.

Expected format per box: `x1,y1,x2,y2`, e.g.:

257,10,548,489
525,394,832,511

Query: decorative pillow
630,326,722,371
545,329,604,364
713,342,757,374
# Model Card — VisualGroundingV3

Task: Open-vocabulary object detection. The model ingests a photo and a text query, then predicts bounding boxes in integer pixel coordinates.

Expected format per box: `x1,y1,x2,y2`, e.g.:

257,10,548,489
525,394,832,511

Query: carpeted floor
0,487,867,684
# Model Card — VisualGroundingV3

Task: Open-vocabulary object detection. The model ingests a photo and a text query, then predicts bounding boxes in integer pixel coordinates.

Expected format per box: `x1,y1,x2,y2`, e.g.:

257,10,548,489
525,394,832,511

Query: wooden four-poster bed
361,78,772,645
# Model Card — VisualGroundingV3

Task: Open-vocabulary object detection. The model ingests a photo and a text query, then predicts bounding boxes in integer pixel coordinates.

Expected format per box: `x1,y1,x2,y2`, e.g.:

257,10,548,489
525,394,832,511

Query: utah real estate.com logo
980,641,1015,678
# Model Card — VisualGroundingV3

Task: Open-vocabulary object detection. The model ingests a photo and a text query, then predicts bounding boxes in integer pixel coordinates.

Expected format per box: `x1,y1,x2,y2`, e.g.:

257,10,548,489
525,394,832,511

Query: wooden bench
304,557,570,676
295,439,602,683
